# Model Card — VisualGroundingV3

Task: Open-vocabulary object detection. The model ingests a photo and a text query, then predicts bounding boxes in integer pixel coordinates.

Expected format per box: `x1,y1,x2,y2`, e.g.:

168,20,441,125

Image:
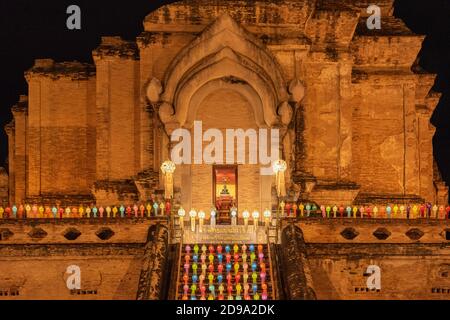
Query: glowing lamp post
178,207,186,229
198,210,206,233
189,209,197,232
272,160,287,198
160,160,176,200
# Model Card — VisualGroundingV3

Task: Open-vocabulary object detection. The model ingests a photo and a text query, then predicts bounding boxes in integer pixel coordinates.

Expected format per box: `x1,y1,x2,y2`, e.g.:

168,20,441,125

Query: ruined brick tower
4,0,448,210
1,0,450,301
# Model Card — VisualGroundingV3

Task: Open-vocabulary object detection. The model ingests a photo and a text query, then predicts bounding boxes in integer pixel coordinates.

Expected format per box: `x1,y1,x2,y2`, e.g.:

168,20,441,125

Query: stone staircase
176,243,274,300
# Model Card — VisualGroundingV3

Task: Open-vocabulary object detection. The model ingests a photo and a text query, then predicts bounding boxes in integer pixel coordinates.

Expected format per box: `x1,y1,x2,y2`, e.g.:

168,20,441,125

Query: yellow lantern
79,206,84,218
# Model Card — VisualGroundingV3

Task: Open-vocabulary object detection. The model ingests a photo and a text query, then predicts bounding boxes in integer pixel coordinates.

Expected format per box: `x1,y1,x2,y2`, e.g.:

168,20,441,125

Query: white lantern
198,210,205,233
243,210,250,228
189,209,197,232
231,209,237,217
210,209,216,228
272,160,287,174
252,210,260,230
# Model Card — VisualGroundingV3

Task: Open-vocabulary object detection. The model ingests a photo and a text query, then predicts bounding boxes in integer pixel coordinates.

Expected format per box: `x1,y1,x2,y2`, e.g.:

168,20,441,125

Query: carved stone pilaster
281,224,316,300
136,223,169,300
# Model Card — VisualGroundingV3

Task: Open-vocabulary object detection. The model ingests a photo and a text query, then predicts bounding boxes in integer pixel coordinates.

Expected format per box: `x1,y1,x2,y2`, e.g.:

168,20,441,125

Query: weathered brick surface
0,168,8,206
281,220,450,300
307,245,450,300
0,219,168,300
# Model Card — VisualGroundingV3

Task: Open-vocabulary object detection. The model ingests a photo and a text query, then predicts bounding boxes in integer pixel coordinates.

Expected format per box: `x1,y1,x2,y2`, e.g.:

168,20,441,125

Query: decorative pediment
159,13,288,130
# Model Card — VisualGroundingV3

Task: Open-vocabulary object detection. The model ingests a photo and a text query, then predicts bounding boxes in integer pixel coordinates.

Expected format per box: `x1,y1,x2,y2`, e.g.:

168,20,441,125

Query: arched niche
185,78,265,129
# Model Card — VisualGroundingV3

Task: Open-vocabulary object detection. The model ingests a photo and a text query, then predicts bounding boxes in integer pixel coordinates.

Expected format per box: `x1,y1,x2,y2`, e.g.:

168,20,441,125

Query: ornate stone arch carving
157,13,289,131
174,49,279,128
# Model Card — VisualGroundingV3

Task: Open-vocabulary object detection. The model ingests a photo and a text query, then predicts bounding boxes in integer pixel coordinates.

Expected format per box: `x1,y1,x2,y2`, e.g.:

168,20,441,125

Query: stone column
136,223,169,300
281,224,316,300
4,123,14,205
11,102,27,204
403,83,420,196
337,54,353,181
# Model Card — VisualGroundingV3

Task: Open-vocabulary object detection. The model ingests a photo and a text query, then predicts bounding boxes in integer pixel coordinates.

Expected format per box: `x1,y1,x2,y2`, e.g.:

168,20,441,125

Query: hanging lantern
161,160,176,200
189,209,197,232
210,208,217,229
198,210,206,233
263,209,271,228
252,210,260,231
272,160,287,197
231,208,238,226
243,210,250,229
178,207,186,229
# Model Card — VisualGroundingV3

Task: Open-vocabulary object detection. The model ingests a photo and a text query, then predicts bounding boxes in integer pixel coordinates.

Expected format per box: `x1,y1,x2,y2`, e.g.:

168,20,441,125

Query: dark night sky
0,0,449,188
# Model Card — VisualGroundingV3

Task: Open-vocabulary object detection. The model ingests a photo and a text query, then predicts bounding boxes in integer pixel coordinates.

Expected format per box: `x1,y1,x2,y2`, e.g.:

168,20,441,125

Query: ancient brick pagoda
0,0,449,300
